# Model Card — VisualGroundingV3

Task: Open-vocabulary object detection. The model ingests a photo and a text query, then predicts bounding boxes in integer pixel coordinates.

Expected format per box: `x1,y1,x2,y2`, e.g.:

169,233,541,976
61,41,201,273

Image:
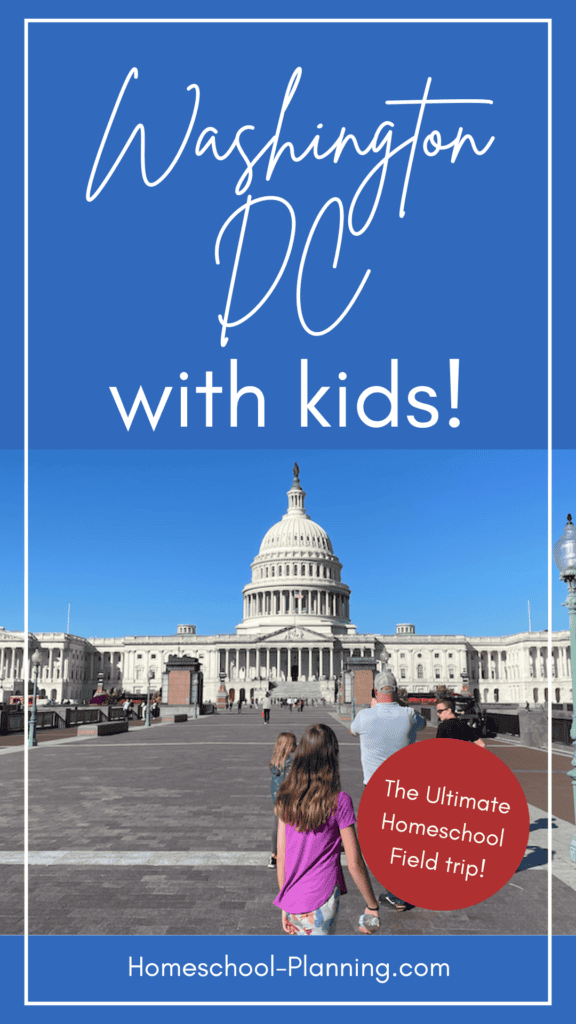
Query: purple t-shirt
274,791,356,914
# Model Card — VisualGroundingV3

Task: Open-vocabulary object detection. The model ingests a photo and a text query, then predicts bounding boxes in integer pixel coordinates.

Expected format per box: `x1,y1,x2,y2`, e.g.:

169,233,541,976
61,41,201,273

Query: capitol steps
268,679,333,702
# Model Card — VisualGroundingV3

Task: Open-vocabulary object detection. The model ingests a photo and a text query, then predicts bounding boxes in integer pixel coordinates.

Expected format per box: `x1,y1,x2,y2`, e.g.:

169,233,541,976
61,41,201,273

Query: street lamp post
146,668,154,727
553,513,576,862
29,648,43,748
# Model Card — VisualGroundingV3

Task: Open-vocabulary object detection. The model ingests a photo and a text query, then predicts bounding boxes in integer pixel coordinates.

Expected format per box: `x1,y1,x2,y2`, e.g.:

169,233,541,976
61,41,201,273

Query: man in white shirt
350,671,426,911
350,672,426,785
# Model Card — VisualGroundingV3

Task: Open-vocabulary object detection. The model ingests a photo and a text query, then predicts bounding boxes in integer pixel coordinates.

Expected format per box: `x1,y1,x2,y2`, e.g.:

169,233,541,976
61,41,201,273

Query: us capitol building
0,466,570,708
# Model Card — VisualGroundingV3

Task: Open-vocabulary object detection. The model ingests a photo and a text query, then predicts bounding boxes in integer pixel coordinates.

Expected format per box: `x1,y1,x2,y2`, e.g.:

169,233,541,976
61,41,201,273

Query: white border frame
22,14,553,1007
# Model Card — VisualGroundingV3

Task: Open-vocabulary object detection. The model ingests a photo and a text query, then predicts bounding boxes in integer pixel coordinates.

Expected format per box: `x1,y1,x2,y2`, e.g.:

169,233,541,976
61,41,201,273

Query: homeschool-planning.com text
128,954,450,986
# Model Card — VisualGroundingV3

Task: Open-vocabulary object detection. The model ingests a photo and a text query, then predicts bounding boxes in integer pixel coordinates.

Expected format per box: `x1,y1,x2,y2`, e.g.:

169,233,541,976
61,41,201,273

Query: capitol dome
236,465,354,637
259,500,334,555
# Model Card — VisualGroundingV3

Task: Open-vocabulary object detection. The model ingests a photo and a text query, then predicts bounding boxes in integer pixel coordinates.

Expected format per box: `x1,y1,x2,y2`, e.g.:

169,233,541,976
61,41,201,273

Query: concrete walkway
0,705,574,936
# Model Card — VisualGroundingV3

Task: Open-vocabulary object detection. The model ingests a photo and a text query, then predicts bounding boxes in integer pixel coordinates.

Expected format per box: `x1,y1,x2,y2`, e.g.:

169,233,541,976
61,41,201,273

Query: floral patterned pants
286,886,340,935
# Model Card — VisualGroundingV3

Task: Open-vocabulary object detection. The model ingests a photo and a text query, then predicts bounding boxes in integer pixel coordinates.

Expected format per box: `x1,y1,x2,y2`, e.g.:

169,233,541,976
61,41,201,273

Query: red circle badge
357,739,530,910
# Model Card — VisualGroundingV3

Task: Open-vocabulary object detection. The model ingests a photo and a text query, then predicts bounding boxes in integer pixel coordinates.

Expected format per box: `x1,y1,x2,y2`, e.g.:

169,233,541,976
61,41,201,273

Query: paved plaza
0,706,575,936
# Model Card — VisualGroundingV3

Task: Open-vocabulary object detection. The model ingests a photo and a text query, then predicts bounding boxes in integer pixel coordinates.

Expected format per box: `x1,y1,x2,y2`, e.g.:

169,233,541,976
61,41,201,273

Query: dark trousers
264,708,270,722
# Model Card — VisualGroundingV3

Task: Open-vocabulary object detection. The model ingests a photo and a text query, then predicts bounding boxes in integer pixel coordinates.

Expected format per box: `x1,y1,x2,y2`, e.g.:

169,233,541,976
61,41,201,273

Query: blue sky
1,448,574,639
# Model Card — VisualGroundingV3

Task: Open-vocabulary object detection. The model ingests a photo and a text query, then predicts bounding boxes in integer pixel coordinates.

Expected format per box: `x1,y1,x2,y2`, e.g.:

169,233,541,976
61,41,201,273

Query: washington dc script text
87,67,494,432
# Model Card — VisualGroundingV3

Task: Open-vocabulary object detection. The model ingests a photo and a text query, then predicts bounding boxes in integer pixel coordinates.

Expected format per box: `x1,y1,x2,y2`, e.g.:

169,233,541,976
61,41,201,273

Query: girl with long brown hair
268,732,297,870
274,723,380,935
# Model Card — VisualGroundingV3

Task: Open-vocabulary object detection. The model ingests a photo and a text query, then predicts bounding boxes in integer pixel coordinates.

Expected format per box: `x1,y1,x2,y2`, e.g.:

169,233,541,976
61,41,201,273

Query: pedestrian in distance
435,698,486,747
274,723,380,935
268,732,297,870
237,698,242,714
262,692,272,723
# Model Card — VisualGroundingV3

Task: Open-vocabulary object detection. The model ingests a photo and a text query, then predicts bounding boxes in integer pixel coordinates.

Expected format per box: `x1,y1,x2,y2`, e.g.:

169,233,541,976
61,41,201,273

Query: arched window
494,688,499,703
533,688,538,704
555,688,561,703
417,665,423,679
544,688,548,702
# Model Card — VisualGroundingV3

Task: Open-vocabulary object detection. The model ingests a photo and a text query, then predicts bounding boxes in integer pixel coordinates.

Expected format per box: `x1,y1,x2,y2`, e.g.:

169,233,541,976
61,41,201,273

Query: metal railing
552,717,572,746
1,709,25,734
37,710,67,730
65,707,103,727
1,707,67,734
484,712,520,736
1,703,138,734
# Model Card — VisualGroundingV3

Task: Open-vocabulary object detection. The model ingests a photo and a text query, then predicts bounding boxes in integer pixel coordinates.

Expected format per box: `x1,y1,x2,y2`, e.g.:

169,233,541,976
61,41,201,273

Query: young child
274,723,380,935
268,732,297,870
